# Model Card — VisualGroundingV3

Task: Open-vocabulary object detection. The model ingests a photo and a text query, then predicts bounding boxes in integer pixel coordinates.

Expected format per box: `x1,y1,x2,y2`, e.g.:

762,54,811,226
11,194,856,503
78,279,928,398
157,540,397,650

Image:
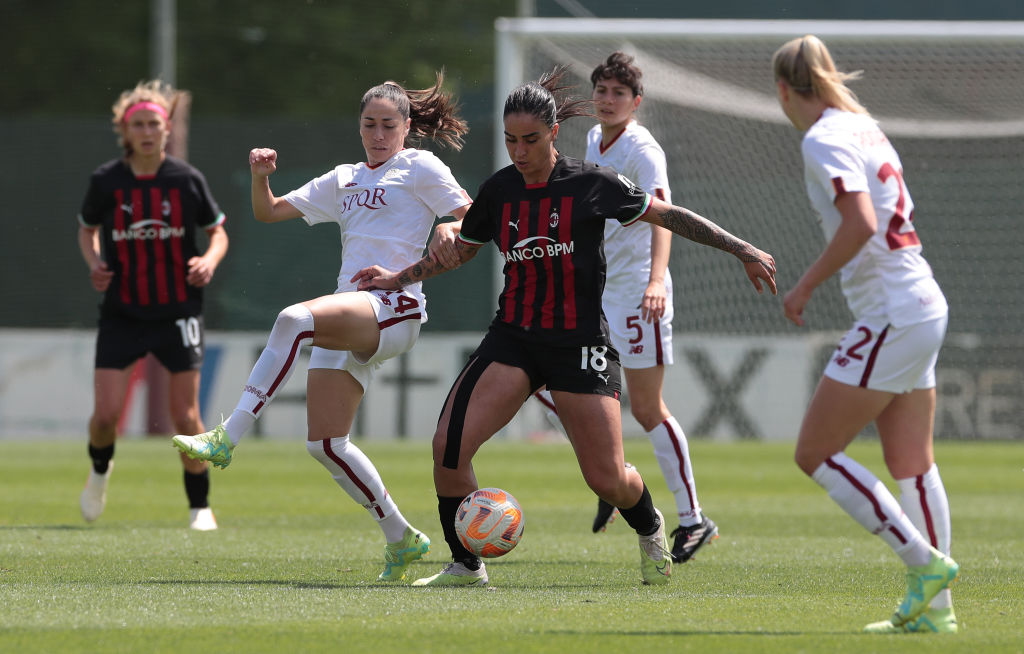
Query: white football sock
898,463,953,609
224,303,315,446
534,389,556,414
812,453,931,566
306,436,407,542
647,416,702,526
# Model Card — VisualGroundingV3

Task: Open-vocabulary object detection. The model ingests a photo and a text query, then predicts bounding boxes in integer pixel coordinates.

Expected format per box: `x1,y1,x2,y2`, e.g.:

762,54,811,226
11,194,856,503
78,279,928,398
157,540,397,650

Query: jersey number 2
877,162,921,251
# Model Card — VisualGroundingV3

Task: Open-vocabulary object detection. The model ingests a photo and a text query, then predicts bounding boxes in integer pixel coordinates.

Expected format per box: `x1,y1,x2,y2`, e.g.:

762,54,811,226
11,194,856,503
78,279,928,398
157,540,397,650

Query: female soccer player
355,68,776,587
77,80,229,531
774,35,958,633
534,52,718,562
173,75,472,582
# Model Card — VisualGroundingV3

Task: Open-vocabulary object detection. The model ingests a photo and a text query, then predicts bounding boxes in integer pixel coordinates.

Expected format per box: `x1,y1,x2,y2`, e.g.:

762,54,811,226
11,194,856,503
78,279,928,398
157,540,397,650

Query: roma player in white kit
174,76,472,582
533,53,717,564
774,35,958,633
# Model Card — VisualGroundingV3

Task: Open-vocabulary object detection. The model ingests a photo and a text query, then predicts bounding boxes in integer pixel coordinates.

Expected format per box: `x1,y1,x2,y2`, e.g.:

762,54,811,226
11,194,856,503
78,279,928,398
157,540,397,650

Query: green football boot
412,561,488,587
172,424,235,469
865,607,959,634
891,547,959,627
638,508,672,585
378,527,431,582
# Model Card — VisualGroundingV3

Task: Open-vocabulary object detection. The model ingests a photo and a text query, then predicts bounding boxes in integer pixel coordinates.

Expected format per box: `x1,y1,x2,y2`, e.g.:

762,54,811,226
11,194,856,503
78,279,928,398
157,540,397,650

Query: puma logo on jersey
508,218,520,230
617,173,641,195
120,203,134,215
596,373,610,383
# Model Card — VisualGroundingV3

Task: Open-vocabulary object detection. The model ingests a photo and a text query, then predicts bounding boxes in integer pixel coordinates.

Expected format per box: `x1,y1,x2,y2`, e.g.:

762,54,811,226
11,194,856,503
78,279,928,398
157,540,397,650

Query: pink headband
123,101,169,122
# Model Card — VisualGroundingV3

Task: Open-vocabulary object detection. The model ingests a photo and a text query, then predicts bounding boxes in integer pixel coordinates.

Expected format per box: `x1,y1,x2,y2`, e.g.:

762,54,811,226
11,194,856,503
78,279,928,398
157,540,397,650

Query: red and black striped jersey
459,155,651,346
78,156,225,320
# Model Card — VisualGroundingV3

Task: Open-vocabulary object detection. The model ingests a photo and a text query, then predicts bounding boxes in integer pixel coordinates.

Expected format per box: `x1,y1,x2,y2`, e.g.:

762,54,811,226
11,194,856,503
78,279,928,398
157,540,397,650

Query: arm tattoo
395,239,480,287
656,206,760,262
397,258,441,288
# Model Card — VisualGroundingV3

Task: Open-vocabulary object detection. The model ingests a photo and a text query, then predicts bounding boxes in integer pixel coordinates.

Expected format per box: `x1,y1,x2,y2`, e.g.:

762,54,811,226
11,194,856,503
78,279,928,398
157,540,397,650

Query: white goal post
494,18,1024,440
495,17,1024,163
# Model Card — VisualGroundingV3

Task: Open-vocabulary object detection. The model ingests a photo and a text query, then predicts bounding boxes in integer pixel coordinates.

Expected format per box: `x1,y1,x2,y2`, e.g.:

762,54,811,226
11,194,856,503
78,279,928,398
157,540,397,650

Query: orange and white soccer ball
454,488,525,558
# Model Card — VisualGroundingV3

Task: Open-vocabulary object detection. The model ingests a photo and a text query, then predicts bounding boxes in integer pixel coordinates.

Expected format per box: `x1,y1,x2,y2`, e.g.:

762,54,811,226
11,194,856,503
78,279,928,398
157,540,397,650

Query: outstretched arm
353,237,483,291
641,198,777,295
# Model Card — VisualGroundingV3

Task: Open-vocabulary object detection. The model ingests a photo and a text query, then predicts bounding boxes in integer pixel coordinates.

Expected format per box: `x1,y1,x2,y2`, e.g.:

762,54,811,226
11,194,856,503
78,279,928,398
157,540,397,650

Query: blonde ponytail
773,35,869,116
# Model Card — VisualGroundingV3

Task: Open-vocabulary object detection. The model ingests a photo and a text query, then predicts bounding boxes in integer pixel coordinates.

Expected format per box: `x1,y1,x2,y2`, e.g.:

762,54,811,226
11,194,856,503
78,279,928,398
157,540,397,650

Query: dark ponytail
503,65,592,127
361,71,469,151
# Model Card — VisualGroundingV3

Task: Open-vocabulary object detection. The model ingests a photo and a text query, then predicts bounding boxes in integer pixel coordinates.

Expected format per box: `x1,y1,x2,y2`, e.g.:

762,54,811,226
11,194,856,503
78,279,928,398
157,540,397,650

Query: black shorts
472,327,621,398
95,312,204,373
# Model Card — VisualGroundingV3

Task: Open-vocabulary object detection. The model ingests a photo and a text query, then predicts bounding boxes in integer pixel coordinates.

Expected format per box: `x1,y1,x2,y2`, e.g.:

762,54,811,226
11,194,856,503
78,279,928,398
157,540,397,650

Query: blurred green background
4,0,1023,333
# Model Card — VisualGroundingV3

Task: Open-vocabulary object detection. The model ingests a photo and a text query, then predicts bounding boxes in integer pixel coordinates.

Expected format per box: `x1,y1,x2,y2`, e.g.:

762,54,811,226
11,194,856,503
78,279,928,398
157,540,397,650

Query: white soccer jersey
586,121,672,299
282,148,469,310
802,108,947,327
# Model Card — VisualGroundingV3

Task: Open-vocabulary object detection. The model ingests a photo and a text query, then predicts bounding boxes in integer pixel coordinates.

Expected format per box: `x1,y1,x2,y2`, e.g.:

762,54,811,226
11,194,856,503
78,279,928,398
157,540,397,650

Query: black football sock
184,469,210,509
439,494,481,569
617,484,659,536
88,443,115,474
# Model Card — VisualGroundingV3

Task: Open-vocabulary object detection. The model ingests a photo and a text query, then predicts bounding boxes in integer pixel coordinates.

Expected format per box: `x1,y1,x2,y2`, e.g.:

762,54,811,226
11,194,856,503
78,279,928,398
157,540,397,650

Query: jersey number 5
877,162,921,251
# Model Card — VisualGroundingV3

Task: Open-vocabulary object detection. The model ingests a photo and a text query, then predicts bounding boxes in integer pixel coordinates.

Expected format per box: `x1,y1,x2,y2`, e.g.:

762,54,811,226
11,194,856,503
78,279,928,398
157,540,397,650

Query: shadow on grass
0,525,90,531
544,629,839,637
141,578,445,591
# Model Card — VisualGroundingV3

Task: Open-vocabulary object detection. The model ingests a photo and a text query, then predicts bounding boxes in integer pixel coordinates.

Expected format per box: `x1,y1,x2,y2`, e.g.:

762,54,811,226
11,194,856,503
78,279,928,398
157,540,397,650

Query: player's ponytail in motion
361,72,468,151
111,79,190,156
504,65,592,128
773,34,869,116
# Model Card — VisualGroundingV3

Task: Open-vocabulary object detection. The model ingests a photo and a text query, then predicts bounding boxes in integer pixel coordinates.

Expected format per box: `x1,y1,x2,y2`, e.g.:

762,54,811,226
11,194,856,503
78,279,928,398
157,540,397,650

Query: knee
883,451,932,480
794,444,826,477
431,424,446,456
627,397,667,432
630,407,663,433
90,412,119,433
276,303,311,329
306,437,337,465
169,403,201,433
581,467,622,500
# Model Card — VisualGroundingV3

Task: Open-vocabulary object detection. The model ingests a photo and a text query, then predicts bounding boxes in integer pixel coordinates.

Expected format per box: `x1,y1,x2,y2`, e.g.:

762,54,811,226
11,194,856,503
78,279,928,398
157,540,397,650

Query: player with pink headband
123,101,169,122
77,79,229,531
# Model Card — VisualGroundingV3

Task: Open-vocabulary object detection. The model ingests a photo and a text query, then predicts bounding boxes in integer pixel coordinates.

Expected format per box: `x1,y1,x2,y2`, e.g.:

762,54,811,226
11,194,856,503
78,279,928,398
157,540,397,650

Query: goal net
497,18,1024,439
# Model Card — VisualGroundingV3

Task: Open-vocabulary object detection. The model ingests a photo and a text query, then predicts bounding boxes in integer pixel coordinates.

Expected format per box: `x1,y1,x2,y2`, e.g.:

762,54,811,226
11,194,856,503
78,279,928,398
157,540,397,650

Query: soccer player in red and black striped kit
77,80,229,530
355,68,776,587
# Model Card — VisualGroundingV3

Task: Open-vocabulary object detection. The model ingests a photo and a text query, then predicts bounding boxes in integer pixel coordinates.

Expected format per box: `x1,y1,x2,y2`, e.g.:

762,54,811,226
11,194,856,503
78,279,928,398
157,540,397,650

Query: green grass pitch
1,436,1022,653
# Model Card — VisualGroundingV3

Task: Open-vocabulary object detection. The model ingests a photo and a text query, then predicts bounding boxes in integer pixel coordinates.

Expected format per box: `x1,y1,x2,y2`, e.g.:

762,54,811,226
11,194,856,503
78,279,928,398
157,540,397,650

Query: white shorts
308,289,424,390
603,297,674,370
824,315,947,393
